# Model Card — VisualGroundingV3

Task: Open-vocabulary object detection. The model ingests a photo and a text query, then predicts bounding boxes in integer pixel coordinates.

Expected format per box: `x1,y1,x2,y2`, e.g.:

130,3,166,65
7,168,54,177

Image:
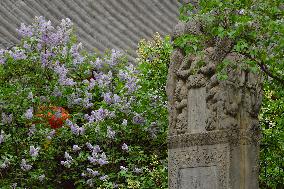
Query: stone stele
167,20,263,189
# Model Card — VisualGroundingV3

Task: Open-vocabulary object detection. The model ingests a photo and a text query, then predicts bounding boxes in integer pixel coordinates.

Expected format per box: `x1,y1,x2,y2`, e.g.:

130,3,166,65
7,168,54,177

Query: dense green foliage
177,1,284,188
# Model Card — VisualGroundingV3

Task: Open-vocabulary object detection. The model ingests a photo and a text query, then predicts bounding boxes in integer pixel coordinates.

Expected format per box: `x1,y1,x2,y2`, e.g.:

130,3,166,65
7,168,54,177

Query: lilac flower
27,92,33,100
83,98,93,108
64,152,72,161
24,107,33,119
93,71,112,88
86,168,100,177
103,92,112,104
23,41,31,51
133,167,143,174
61,47,68,57
86,142,94,151
70,123,79,135
78,127,85,135
40,52,51,67
93,145,101,153
88,78,96,90
27,124,36,137
17,23,33,37
52,87,62,97
88,156,97,164
0,158,10,169
113,94,121,104
2,113,13,124
98,158,108,166
47,129,56,140
11,183,17,189
99,175,108,181
85,108,110,123
60,160,72,168
72,145,81,152
126,77,138,93
37,43,42,51
0,130,4,144
86,179,94,187
20,159,32,171
29,146,40,157
107,127,116,139
69,123,85,136
92,57,103,69
122,143,129,151
120,166,128,171
38,174,45,182
61,152,73,168
9,49,26,60
122,119,127,126
59,77,76,86
132,114,145,125
60,18,73,29
0,49,6,64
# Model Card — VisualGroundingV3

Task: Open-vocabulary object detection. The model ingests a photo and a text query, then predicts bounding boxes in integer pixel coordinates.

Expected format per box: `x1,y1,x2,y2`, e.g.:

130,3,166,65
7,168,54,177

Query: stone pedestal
167,44,262,189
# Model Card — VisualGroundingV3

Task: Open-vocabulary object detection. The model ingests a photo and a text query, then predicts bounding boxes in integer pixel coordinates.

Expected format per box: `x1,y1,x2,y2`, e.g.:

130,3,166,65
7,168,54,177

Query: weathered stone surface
167,20,262,189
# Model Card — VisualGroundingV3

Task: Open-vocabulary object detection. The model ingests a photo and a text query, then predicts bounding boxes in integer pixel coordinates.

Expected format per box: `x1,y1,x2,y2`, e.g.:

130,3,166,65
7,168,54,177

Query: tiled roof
0,0,183,59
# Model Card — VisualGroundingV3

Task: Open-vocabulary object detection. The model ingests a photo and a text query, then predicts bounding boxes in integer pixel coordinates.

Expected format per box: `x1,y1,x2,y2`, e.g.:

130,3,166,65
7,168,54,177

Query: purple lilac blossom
2,113,13,124
93,145,101,153
107,127,115,139
85,108,110,123
0,49,6,64
28,92,33,100
122,143,128,151
98,158,108,166
93,71,112,88
83,98,93,108
0,130,4,144
23,42,31,51
65,152,72,160
99,175,108,181
52,87,62,97
29,146,40,157
9,49,27,60
54,110,62,118
38,174,45,182
133,167,143,174
24,107,33,119
46,129,56,140
132,114,145,125
61,152,73,168
28,124,36,137
86,179,93,187
120,166,128,171
103,92,112,104
88,156,97,164
122,119,127,126
72,145,81,152
17,23,33,37
20,159,32,171
126,77,139,93
113,94,121,104
0,158,10,169
86,168,100,177
86,142,94,151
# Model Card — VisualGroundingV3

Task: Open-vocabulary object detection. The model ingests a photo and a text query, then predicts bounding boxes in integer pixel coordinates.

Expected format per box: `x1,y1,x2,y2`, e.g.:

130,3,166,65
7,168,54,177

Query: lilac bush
0,17,170,188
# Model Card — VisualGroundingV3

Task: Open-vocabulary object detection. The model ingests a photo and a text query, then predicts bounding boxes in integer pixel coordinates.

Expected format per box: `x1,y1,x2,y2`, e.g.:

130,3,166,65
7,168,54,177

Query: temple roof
0,0,183,60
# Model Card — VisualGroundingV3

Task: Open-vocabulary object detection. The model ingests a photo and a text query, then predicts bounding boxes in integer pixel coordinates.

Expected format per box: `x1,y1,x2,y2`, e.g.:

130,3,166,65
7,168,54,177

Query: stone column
167,21,262,189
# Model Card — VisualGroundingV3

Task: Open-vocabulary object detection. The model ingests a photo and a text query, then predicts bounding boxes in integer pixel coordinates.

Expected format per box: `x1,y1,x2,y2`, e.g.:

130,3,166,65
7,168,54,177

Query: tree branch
244,53,284,84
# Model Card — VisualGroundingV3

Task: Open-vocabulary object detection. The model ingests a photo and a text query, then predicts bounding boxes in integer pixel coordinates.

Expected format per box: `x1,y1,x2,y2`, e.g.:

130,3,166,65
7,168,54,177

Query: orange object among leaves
35,106,70,129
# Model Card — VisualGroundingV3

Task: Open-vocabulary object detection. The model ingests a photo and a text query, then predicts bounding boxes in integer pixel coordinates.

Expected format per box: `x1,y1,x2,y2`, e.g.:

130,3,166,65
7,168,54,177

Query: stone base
168,130,260,189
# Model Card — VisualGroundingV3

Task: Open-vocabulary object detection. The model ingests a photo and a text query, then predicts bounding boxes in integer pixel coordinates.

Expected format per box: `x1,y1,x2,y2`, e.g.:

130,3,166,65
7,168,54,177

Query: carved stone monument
167,20,262,189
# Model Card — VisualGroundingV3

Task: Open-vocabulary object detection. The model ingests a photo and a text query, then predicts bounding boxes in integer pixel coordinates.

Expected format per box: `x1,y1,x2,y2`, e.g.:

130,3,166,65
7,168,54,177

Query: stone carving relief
167,19,263,136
